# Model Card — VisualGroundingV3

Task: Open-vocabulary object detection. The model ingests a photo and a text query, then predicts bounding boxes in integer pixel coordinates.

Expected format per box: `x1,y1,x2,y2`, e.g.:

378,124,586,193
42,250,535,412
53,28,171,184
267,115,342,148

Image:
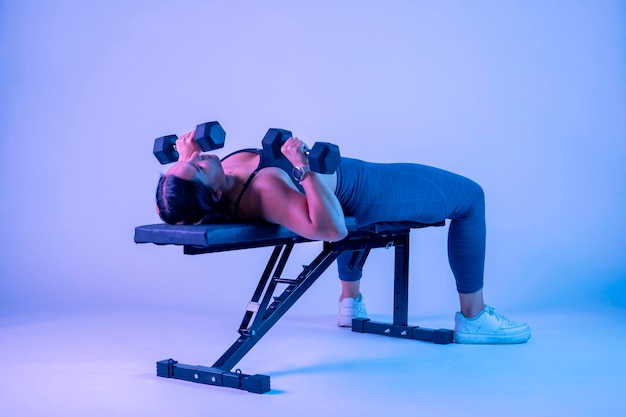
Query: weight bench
134,217,453,394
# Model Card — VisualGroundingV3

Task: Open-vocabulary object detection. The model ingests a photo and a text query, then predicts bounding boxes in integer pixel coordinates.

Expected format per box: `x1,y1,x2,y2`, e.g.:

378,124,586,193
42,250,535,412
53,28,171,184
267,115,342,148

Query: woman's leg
340,279,361,300
337,250,364,299
336,251,367,326
346,162,487,295
336,161,529,342
459,289,485,318
340,257,485,316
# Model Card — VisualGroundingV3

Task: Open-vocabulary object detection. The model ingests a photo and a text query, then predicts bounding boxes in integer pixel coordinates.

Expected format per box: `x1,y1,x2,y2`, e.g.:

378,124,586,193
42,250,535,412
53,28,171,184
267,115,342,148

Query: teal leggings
335,158,486,294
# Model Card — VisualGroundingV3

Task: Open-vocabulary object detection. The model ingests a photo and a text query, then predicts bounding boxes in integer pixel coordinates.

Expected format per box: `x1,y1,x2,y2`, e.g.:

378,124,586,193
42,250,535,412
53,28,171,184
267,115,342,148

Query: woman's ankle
459,289,485,318
340,280,361,300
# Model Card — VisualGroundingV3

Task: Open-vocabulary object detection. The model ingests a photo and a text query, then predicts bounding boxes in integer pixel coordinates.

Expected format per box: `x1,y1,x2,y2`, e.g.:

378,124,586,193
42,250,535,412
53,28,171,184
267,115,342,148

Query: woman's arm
257,137,348,241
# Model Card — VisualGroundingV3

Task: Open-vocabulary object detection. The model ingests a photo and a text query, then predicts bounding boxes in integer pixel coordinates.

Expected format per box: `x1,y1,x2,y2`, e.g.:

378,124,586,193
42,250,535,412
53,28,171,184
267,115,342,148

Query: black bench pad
134,217,444,253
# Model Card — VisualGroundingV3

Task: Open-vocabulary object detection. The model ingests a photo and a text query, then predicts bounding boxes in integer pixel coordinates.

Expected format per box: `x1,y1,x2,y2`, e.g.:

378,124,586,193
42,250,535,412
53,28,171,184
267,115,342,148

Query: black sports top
221,148,304,220
221,148,361,222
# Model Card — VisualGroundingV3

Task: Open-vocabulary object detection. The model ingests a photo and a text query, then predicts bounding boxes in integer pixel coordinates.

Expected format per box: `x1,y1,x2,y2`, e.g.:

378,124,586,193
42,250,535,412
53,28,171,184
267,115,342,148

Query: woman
156,130,530,344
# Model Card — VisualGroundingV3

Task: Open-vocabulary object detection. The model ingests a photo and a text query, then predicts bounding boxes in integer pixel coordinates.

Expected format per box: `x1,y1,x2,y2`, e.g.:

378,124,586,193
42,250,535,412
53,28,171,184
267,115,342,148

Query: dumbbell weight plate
308,142,341,174
195,121,226,151
153,134,179,164
262,128,293,160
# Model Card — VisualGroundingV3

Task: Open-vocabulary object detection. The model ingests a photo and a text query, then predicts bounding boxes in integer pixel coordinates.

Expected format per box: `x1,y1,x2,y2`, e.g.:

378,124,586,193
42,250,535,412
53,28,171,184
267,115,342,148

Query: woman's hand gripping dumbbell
153,121,226,164
261,128,341,175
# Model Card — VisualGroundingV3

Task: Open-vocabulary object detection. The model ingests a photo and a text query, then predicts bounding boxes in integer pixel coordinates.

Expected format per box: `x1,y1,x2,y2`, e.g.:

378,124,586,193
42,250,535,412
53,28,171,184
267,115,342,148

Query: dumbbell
261,128,341,174
153,121,226,164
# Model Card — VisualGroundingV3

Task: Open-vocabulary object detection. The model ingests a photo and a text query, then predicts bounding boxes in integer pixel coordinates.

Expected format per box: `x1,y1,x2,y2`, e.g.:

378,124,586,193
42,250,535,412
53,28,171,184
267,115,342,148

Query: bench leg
156,227,453,393
158,241,342,393
156,359,271,393
351,231,454,344
212,242,340,371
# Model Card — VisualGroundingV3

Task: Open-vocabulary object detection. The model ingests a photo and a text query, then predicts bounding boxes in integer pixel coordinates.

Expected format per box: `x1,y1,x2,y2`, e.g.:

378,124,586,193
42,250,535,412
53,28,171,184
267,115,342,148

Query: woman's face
166,151,226,190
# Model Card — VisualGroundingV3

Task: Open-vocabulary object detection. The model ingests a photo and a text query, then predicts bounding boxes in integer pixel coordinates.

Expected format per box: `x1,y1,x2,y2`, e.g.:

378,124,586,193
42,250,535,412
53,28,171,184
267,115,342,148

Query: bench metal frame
135,219,452,393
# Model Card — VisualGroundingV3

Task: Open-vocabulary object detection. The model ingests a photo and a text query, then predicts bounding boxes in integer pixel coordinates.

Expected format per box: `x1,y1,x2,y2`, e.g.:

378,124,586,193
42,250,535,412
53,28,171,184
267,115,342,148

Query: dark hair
156,175,231,224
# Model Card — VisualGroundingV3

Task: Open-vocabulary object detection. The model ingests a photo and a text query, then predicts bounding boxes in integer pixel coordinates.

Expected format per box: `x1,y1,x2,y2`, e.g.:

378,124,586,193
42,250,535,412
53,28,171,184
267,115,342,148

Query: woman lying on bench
155,129,530,344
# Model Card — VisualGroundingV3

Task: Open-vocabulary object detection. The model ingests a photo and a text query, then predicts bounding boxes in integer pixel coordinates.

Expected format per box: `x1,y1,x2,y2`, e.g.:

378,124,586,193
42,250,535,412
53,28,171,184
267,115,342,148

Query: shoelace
486,305,513,324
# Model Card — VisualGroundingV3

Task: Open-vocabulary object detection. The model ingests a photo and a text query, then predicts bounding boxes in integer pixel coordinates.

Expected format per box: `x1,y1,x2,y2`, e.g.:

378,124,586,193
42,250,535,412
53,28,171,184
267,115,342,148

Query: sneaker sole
453,328,531,344
337,318,353,327
338,312,364,327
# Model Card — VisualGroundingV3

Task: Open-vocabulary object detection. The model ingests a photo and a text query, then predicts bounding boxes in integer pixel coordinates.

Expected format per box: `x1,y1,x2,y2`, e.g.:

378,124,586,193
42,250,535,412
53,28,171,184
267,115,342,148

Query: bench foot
352,318,454,344
156,359,270,394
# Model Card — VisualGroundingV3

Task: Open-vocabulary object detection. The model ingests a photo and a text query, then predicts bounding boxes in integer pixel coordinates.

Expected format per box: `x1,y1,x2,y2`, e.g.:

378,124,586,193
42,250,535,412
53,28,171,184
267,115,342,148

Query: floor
1,305,624,417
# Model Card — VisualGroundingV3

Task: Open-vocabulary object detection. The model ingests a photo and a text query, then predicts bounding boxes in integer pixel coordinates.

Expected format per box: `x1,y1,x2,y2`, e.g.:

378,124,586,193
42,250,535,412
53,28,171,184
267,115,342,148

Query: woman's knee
452,177,485,219
470,180,485,208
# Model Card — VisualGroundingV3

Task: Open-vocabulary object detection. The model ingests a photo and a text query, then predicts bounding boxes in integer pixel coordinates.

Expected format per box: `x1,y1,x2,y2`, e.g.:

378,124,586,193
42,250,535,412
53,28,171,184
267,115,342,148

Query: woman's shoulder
253,164,292,182
221,148,261,161
248,166,300,196
222,149,262,174
234,166,295,222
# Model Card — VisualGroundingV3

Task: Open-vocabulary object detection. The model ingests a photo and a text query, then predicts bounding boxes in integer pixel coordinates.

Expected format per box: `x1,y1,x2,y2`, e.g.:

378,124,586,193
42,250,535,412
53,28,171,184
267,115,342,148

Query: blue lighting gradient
1,0,624,317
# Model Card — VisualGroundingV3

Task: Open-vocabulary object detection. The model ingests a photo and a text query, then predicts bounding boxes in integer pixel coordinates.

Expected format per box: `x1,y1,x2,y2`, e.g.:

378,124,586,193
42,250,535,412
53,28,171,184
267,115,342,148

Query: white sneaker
453,305,531,344
338,294,368,327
